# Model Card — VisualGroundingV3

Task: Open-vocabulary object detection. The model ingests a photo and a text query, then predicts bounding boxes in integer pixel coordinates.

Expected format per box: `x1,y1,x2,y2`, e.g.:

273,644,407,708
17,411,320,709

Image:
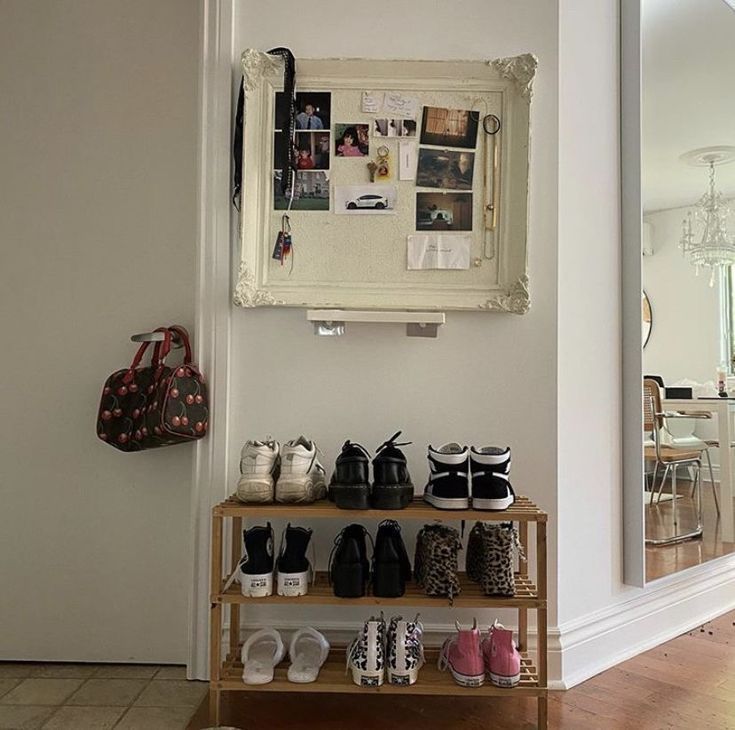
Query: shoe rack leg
209,514,223,727
518,520,528,652
536,519,548,730
229,516,242,659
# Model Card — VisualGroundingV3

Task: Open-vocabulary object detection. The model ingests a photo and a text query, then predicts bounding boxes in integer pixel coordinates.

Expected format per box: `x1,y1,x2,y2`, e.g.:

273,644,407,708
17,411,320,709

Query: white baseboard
556,554,735,689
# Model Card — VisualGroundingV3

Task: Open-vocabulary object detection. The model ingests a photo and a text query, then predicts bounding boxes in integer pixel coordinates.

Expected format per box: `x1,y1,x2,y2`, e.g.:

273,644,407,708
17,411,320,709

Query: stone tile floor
0,663,207,729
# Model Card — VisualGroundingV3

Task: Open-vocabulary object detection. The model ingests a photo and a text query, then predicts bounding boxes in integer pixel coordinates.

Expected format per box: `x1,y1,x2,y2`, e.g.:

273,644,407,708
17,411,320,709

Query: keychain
376,145,390,180
272,214,292,266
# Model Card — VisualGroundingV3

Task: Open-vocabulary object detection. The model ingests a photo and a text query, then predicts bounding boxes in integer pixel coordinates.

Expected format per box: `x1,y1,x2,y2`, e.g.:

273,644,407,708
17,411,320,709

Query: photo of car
346,194,388,210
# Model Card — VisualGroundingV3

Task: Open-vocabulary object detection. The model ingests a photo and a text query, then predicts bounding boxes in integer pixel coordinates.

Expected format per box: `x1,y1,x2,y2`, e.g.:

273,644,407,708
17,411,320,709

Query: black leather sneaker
276,524,312,596
329,441,371,509
372,431,414,509
329,523,371,597
423,443,470,510
372,520,412,597
239,523,274,597
470,446,515,510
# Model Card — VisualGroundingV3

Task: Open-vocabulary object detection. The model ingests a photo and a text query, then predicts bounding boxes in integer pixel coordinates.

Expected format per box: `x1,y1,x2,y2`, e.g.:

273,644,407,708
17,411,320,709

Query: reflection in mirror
642,291,652,348
641,0,735,582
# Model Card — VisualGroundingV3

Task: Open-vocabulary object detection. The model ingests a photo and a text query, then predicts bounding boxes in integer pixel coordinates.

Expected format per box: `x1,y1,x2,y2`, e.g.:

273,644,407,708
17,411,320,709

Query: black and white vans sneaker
470,446,515,510
423,443,470,510
347,614,386,687
276,524,313,597
329,441,371,509
372,431,414,509
239,523,274,597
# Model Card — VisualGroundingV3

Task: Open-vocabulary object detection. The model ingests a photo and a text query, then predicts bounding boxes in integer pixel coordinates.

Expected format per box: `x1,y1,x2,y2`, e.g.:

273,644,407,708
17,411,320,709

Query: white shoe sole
350,666,384,687
275,477,327,504
489,670,520,687
277,570,309,596
449,666,485,687
236,477,274,503
472,495,514,510
387,665,420,686
423,493,470,510
240,571,273,598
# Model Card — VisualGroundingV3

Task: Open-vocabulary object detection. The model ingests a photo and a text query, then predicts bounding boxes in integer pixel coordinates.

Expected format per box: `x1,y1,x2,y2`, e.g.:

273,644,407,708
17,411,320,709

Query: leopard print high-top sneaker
386,614,424,686
346,614,386,687
465,522,524,597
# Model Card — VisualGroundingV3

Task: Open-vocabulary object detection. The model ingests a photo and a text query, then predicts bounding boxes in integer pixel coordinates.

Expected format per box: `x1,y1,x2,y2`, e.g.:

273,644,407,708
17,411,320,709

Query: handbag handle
123,328,171,383
160,325,192,364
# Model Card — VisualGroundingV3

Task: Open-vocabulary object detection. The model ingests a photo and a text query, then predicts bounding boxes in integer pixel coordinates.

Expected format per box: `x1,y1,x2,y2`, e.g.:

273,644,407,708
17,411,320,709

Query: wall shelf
306,309,446,337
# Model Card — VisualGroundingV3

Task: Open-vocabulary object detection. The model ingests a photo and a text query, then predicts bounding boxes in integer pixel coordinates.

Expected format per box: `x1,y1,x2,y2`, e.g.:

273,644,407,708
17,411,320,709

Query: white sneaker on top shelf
276,436,327,504
236,439,280,503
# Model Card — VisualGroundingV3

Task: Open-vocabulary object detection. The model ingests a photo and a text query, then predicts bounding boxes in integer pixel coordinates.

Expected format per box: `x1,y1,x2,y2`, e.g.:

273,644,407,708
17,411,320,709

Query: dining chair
643,378,703,545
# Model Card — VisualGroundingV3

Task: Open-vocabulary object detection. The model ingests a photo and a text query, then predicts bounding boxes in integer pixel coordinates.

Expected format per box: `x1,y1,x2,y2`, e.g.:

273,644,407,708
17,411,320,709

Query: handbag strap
167,325,192,364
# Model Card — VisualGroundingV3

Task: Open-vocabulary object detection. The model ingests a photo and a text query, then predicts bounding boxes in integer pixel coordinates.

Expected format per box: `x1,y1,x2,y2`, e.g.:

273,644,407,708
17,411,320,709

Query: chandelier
679,147,735,287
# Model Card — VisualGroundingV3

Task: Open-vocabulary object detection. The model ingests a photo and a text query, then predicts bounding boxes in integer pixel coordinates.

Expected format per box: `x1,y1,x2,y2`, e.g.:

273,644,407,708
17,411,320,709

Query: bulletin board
235,51,536,313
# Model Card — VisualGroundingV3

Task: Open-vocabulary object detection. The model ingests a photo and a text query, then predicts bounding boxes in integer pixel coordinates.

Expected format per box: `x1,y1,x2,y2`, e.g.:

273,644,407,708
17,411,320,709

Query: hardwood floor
187,611,735,730
645,484,735,581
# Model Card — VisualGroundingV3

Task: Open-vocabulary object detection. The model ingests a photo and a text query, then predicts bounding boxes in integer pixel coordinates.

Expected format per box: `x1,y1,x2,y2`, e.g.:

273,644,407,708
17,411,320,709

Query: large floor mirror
624,0,735,585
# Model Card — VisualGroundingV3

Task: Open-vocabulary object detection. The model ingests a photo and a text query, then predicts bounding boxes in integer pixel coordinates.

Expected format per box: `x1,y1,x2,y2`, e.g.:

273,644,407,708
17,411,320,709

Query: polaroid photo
420,106,479,149
334,124,370,157
334,185,397,214
416,149,475,190
373,118,418,138
274,170,330,211
275,92,331,131
415,192,473,231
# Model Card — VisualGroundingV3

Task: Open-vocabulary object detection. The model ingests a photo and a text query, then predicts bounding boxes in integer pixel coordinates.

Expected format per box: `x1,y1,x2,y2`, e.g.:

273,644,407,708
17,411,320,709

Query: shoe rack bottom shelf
216,648,542,697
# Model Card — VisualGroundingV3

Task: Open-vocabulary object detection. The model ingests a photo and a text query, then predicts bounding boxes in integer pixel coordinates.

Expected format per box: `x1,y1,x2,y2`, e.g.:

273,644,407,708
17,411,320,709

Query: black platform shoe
329,441,371,509
372,431,414,509
372,520,412,597
329,523,371,597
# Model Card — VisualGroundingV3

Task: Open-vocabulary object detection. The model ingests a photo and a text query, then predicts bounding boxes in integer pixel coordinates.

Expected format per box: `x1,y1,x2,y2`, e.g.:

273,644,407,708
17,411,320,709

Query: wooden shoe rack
209,496,548,728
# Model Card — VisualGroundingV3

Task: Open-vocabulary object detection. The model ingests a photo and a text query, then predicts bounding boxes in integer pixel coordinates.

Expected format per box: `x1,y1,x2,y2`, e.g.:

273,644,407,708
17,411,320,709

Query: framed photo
416,149,474,190
420,106,478,149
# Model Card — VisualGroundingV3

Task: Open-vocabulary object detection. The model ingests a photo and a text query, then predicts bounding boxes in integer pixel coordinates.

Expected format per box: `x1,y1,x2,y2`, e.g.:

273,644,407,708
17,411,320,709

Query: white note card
407,234,472,270
399,141,417,180
383,92,419,119
361,91,383,113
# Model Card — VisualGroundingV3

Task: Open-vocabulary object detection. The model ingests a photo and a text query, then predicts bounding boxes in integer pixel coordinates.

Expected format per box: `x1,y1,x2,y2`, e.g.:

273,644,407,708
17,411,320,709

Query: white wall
230,0,560,633
0,0,199,662
642,206,722,384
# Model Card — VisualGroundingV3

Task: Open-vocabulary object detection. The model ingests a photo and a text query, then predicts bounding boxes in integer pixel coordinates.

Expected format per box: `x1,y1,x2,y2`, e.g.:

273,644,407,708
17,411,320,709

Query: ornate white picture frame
235,52,535,313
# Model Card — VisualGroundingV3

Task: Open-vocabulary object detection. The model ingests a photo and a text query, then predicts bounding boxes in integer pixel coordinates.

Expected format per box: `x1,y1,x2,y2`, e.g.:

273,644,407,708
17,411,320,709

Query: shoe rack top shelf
215,572,543,609
214,495,547,522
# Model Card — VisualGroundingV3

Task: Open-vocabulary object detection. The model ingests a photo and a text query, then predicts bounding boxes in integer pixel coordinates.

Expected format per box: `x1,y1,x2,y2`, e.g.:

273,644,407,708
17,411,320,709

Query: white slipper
287,627,330,683
241,628,285,685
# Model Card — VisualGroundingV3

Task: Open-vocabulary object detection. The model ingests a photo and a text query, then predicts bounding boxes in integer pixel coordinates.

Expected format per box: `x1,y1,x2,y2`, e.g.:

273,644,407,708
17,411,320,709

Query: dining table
663,397,735,542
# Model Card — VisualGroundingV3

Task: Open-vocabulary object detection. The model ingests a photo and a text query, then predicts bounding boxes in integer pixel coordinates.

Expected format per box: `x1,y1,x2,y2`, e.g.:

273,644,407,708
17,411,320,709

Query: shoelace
340,439,371,459
376,430,412,453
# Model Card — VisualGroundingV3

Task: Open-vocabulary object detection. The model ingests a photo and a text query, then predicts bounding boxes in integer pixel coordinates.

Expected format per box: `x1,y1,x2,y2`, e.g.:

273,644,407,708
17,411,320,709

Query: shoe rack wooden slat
208,496,549,728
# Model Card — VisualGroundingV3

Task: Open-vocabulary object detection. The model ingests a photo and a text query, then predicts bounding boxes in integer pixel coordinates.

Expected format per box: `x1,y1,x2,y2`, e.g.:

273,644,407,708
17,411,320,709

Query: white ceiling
642,0,735,211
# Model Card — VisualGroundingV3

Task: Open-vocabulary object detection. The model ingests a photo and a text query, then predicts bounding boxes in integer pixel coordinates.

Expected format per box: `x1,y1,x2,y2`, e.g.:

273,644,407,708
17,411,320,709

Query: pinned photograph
335,124,369,157
335,185,397,215
416,149,474,190
274,170,329,211
275,92,331,131
295,131,330,170
415,192,473,231
373,118,417,138
420,106,478,149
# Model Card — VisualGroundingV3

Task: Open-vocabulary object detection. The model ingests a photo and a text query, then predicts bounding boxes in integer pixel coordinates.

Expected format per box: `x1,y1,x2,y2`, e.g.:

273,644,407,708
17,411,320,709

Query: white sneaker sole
449,666,485,687
423,493,470,510
350,666,384,687
275,477,327,504
236,477,274,503
240,571,273,598
277,570,309,596
472,495,514,510
387,666,420,686
489,670,520,687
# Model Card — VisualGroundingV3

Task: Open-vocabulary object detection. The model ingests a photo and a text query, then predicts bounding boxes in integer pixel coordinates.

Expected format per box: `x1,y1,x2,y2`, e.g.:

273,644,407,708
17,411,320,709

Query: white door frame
189,0,235,680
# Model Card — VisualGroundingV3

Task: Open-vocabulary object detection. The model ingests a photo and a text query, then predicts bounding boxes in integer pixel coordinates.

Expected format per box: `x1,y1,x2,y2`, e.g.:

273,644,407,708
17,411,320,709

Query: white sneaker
236,439,280,503
275,436,327,504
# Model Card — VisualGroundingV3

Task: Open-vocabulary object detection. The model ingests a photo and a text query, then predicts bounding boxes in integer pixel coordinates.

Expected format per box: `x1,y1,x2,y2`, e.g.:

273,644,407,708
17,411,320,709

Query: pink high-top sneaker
483,620,521,687
438,619,485,687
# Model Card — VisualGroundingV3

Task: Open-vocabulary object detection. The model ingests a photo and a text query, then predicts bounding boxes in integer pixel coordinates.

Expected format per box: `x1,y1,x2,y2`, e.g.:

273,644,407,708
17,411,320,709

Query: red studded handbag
96,326,209,452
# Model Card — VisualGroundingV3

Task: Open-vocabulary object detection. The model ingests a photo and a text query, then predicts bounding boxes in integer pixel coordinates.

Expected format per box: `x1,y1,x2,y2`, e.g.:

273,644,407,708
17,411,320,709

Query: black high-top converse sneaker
239,523,274,597
423,443,470,509
276,524,312,597
329,524,371,598
372,431,414,509
372,520,412,598
347,614,386,687
470,446,515,510
329,440,371,509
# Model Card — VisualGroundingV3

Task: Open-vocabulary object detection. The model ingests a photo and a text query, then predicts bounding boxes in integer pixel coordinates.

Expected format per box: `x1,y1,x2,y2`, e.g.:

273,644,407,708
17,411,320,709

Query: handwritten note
383,92,419,119
361,91,383,113
407,234,472,270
